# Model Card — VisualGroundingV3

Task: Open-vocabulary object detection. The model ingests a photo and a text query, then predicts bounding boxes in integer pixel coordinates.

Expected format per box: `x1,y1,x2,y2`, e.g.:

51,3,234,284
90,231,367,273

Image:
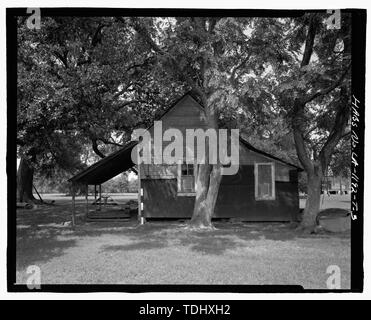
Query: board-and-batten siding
141,164,177,179
138,94,206,180
140,94,300,221
142,167,299,220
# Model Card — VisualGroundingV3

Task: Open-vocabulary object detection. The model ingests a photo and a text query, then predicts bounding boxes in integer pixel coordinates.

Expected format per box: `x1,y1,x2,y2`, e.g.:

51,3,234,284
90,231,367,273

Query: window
255,163,275,200
178,163,196,195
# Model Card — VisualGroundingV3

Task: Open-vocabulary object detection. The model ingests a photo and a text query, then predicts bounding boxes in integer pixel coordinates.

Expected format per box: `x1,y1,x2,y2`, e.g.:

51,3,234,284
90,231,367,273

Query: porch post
71,183,76,227
94,184,97,212
138,164,142,223
85,184,89,219
99,184,102,211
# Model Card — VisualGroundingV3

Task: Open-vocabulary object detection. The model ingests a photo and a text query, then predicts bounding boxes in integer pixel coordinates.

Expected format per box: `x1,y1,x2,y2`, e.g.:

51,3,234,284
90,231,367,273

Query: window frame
177,162,196,196
254,162,276,201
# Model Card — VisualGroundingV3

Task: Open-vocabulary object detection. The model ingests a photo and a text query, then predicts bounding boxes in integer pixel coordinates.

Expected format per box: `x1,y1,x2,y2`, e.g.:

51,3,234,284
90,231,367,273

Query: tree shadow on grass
16,227,77,270
17,203,350,263
215,221,349,238
170,222,350,255
17,203,84,226
16,208,174,270
72,220,173,238
99,220,349,256
16,204,82,272
97,226,243,255
178,235,243,255
101,240,166,252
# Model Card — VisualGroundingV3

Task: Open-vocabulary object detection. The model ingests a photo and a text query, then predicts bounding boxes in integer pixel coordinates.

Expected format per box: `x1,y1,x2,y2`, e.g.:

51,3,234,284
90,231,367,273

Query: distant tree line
34,173,138,194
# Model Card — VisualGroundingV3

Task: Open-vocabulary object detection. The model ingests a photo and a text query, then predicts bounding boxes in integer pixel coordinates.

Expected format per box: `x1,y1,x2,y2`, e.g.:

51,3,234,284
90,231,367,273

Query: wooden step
87,211,131,219
86,217,131,222
87,213,131,218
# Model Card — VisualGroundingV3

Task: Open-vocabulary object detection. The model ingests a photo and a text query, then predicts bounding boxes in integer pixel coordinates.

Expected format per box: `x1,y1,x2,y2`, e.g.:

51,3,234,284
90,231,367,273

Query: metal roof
68,141,137,185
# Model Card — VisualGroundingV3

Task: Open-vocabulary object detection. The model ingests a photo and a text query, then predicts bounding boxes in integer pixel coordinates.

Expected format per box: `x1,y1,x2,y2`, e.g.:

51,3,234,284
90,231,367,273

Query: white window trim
177,162,196,196
254,162,276,201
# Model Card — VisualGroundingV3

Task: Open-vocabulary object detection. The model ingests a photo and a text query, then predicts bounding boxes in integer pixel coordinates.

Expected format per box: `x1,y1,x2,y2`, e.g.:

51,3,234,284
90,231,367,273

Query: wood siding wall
142,165,299,221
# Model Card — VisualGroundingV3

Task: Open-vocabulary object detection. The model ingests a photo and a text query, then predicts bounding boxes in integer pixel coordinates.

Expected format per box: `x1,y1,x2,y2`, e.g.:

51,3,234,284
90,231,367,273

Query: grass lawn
16,194,350,289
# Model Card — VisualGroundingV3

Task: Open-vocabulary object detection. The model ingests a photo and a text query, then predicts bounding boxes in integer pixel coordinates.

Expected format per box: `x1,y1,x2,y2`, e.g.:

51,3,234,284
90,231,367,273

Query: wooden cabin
70,93,302,222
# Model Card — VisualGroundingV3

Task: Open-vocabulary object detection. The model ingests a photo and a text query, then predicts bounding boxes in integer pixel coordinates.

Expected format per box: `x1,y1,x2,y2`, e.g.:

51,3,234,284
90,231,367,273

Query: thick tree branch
91,24,105,47
112,83,133,99
300,15,318,68
319,88,350,170
120,17,205,100
341,128,351,139
231,53,251,85
318,14,352,173
115,99,145,110
292,100,314,174
53,50,68,68
126,56,155,73
97,137,123,147
303,63,351,104
91,138,105,158
291,15,320,174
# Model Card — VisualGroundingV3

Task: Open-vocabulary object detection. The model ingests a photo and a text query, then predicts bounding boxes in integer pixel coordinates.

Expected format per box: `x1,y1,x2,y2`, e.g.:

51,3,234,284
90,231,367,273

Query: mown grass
16,197,350,288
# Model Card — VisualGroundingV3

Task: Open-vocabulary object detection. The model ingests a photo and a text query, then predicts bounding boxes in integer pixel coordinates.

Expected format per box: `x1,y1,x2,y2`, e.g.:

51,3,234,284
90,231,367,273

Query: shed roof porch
68,141,139,225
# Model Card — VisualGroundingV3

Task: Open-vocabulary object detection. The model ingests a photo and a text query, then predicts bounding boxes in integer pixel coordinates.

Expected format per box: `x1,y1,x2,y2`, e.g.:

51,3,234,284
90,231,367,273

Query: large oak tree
17,16,185,202
272,13,351,231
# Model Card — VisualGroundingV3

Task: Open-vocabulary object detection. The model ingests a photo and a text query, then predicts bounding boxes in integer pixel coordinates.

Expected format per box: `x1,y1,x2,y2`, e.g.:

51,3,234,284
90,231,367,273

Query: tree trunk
189,95,222,229
17,157,36,203
292,13,350,233
300,173,322,231
189,163,222,228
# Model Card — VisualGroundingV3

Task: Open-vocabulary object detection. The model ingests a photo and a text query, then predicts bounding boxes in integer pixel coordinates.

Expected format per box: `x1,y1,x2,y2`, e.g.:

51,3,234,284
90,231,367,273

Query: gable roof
146,91,203,130
69,93,302,185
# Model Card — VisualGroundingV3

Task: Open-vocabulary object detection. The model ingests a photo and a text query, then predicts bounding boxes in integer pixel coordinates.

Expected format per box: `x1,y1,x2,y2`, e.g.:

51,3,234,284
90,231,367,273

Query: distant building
322,175,350,194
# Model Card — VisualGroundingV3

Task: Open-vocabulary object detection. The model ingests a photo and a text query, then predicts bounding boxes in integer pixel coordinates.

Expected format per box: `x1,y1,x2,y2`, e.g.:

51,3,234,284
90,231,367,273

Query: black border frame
7,7,366,293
